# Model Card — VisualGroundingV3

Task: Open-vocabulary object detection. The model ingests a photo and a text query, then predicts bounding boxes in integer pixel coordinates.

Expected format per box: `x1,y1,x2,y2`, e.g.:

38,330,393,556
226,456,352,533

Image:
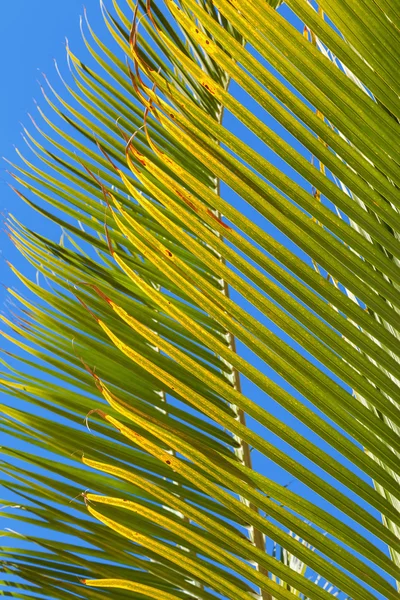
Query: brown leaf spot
207,209,232,230
175,189,198,212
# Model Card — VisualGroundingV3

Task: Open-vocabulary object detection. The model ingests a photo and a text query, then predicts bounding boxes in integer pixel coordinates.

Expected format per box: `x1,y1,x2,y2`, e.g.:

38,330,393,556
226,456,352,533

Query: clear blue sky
0,1,103,288
0,3,394,598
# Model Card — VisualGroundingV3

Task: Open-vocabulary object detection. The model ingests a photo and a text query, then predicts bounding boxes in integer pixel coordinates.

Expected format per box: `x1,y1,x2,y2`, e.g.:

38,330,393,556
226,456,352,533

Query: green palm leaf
1,0,399,599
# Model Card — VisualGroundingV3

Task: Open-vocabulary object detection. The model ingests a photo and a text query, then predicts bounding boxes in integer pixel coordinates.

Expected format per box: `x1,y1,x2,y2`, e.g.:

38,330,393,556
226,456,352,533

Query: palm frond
1,0,399,599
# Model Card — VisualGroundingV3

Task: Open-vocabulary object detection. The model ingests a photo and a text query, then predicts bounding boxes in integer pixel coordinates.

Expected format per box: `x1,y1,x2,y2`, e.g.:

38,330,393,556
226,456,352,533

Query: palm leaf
1,0,399,599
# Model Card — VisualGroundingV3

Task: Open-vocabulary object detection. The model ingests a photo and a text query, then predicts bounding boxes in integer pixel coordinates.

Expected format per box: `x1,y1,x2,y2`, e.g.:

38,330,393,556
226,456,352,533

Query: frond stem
216,99,272,600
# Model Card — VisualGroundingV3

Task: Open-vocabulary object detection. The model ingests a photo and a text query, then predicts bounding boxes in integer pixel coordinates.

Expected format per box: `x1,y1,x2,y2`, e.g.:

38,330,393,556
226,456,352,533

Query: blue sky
0,2,396,598
0,1,102,287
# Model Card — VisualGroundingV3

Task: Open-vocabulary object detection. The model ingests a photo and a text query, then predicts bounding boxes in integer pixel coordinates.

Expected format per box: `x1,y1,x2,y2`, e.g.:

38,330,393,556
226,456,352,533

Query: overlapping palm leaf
1,0,399,599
